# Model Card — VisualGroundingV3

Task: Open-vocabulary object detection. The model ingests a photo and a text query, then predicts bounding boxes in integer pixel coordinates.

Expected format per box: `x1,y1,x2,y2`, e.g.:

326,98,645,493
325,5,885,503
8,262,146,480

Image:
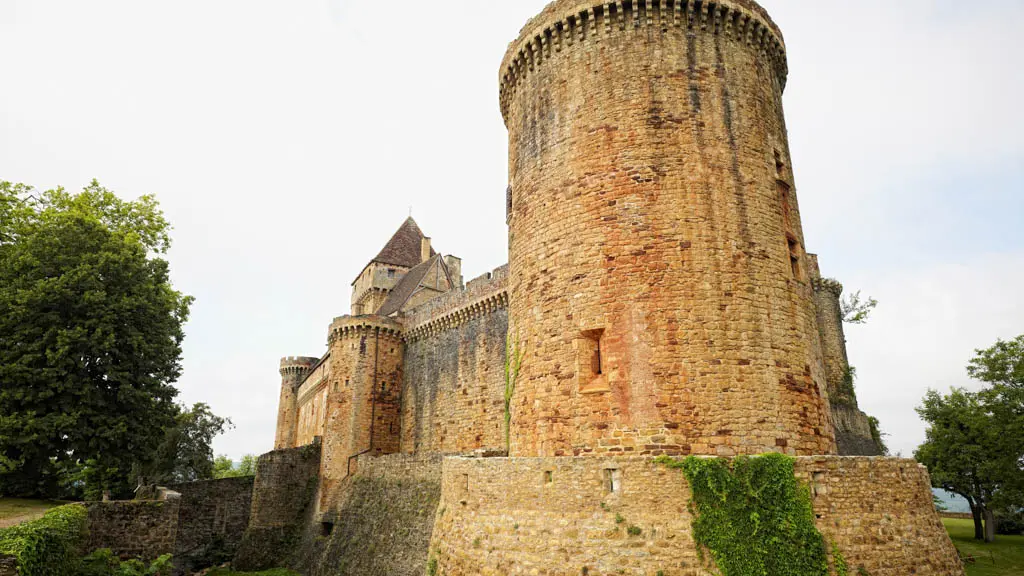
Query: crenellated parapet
404,291,509,343
811,277,844,298
279,356,319,379
402,265,509,342
327,315,404,343
500,0,788,123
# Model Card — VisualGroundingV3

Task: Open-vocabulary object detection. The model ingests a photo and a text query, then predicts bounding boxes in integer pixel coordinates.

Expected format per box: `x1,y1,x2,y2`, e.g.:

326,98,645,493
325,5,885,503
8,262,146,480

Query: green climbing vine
503,332,525,453
655,453,843,576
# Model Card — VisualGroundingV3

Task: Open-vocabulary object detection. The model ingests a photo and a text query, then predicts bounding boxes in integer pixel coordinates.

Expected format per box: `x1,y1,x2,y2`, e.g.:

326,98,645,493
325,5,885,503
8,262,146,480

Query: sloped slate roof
373,217,434,269
376,255,445,317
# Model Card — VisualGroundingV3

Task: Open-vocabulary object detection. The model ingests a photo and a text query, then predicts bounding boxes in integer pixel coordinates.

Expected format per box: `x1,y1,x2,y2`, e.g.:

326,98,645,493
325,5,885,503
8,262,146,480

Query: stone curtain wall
430,456,698,575
235,442,321,571
795,457,963,576
402,304,508,455
430,456,964,576
168,476,254,572
84,501,179,561
502,0,835,459
306,454,443,576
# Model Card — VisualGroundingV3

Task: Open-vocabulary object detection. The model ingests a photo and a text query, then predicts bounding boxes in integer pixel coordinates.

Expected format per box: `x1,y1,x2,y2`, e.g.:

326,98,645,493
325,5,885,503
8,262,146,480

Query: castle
235,1,963,574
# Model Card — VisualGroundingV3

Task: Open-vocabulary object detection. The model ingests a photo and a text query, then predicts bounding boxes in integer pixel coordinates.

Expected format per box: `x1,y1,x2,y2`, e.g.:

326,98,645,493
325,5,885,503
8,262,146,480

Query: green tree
915,335,1024,542
967,335,1024,389
213,454,257,479
0,180,193,498
144,403,233,484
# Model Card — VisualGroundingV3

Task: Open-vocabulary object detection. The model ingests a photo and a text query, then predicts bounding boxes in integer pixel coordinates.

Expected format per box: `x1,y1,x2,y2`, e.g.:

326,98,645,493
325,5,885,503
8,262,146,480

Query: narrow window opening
603,469,622,494
345,378,350,387
788,236,801,279
578,329,607,389
380,382,386,393
777,180,792,231
812,472,826,497
774,149,786,176
320,522,334,537
544,471,553,485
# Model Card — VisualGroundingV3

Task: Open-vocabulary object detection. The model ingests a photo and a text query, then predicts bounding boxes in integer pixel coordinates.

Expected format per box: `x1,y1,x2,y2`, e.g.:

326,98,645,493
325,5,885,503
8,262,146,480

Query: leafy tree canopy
213,454,257,479
146,403,234,485
0,180,193,498
915,335,1024,542
967,335,1024,390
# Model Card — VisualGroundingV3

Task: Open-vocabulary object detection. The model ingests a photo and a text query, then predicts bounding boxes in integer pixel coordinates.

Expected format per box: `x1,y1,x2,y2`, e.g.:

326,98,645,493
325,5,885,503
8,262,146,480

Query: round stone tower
502,0,836,457
275,356,319,450
319,315,404,512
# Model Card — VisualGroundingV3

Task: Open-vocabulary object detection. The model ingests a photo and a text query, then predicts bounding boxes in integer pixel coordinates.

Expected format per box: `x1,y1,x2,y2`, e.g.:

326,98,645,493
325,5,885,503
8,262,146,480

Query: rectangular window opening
544,471,553,485
320,522,334,537
788,236,801,279
578,329,606,389
603,469,622,494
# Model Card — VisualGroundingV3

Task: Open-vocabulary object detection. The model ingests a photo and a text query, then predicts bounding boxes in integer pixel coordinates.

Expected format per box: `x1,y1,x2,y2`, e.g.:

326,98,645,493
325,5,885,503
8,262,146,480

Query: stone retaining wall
235,442,321,571
169,476,254,572
85,501,179,561
307,453,443,576
429,456,963,576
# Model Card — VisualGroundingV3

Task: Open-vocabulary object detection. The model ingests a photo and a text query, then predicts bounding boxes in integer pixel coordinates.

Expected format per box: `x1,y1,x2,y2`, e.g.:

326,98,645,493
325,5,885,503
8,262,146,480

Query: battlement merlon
327,315,404,343
279,356,320,378
499,0,788,123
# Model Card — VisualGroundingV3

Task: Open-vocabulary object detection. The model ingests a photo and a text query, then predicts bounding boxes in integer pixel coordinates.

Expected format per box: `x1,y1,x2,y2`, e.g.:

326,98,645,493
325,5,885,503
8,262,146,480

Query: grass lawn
0,498,63,528
944,518,1024,576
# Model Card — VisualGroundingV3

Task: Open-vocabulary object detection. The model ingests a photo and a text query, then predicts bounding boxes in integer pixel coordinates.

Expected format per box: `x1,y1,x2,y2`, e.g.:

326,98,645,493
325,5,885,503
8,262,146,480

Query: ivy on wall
655,454,842,576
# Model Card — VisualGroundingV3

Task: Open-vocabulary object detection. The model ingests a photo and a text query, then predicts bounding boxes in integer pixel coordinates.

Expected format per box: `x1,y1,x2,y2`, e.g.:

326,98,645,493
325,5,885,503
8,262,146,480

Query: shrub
0,503,88,576
76,549,174,576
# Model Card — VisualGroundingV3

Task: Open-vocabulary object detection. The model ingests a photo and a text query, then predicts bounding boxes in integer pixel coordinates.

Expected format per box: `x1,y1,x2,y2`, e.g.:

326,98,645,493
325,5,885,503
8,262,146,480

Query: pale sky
1,1,1021,460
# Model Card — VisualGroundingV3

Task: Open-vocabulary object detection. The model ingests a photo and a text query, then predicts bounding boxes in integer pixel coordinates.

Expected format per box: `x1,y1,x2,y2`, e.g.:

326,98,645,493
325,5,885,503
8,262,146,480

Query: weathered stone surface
402,272,509,455
430,456,963,576
503,0,833,459
235,442,321,571
85,501,179,561
306,454,443,576
168,476,254,572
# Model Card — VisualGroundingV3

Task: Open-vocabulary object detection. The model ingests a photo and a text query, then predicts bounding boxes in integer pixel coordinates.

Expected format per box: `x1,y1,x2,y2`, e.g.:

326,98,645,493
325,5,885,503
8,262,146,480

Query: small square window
603,469,622,494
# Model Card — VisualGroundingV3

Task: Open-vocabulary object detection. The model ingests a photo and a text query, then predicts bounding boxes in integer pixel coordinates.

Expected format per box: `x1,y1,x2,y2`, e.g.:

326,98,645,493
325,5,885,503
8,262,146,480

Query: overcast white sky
1,1,1021,460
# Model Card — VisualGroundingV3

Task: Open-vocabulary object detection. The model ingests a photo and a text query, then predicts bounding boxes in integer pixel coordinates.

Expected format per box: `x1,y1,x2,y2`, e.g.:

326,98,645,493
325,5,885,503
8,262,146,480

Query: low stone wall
0,556,17,576
307,453,443,576
430,456,964,576
795,457,963,575
234,442,321,570
85,501,179,561
169,476,254,572
940,512,973,520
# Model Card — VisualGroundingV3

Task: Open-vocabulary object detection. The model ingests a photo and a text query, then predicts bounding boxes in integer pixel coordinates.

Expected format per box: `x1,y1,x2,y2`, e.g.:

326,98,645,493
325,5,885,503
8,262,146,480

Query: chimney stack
421,237,432,263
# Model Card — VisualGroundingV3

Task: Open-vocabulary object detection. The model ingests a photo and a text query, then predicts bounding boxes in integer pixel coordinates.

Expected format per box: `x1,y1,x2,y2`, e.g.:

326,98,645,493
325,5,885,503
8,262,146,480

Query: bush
0,503,88,576
995,510,1024,536
76,549,174,576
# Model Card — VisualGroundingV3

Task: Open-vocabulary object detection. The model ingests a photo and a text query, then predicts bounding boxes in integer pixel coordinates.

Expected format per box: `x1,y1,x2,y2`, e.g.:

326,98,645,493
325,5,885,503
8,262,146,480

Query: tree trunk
969,500,985,540
983,507,997,543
